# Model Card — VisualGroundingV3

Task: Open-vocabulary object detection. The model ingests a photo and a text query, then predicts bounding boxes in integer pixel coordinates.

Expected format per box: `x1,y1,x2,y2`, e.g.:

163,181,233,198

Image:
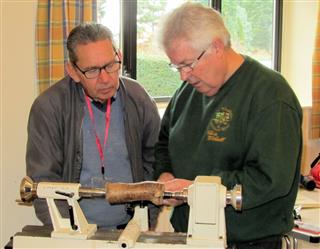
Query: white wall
0,1,40,247
281,0,318,107
0,0,319,247
281,0,320,173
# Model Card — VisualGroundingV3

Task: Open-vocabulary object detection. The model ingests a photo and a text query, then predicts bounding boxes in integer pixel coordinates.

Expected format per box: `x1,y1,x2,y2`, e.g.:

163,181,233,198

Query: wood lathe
12,175,242,249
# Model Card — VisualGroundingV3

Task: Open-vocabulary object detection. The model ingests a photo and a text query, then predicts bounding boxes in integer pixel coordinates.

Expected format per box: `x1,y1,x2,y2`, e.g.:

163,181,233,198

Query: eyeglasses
73,53,121,79
169,49,207,73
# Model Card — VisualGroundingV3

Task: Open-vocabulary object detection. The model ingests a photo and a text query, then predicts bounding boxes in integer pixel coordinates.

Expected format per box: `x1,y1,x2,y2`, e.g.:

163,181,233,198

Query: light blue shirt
80,91,133,228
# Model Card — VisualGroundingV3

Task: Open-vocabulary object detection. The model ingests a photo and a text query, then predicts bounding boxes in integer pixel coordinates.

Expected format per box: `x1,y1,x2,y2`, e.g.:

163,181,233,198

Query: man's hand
157,172,193,206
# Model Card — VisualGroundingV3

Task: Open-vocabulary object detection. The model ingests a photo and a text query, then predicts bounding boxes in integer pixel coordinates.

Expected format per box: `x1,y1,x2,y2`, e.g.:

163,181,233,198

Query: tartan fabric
312,8,320,139
36,0,97,93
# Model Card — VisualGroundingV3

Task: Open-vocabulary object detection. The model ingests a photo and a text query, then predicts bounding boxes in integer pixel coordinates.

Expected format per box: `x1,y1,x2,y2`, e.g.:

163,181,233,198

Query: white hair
158,2,231,52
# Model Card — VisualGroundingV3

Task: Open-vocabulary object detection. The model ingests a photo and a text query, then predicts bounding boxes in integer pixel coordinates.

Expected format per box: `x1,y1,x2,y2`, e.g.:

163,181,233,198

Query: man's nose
179,69,190,81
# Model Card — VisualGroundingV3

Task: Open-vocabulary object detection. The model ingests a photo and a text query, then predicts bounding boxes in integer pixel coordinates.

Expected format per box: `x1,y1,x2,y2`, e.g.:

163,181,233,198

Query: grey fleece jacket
26,75,160,227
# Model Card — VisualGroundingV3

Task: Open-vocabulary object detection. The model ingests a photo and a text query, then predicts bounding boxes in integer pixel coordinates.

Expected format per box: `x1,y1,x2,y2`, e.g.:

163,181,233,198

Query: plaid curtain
36,0,97,93
312,8,320,139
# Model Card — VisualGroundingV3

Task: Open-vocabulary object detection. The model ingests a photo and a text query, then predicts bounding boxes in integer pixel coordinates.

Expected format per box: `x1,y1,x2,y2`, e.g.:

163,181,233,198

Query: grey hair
67,23,116,63
158,2,231,52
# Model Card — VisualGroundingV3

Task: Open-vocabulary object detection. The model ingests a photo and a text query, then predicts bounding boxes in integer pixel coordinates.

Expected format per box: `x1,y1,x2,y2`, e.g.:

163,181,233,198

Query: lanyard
85,95,112,177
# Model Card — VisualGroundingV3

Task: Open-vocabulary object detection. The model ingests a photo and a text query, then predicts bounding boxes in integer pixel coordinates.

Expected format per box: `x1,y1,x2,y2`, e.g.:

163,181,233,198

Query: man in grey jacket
26,23,160,229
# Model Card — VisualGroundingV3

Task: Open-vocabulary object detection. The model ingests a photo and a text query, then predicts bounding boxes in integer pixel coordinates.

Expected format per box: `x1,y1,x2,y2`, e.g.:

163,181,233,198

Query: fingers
157,172,193,191
157,172,175,182
156,172,193,207
164,179,193,192
162,198,184,207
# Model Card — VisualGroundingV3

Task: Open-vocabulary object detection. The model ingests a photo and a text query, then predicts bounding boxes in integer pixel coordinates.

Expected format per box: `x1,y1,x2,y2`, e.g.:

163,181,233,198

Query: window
98,0,282,101
97,1,120,45
221,0,281,69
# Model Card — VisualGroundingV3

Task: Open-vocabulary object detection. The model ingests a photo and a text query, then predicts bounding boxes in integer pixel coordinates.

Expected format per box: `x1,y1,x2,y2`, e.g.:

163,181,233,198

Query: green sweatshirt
154,56,302,243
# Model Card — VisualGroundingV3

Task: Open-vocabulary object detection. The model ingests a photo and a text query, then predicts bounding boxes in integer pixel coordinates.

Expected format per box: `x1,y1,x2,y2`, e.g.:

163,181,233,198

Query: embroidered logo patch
207,107,232,142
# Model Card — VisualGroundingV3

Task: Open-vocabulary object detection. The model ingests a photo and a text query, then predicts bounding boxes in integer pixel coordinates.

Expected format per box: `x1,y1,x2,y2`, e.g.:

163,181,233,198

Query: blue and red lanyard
85,95,112,177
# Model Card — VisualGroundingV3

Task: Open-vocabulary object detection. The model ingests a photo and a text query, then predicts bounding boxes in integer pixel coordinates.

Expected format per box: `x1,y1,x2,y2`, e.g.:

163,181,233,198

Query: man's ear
117,49,123,62
212,38,225,57
66,62,81,83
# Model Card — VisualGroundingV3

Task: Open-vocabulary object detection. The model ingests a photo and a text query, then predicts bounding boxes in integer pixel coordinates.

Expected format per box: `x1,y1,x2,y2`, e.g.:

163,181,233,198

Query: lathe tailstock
12,176,242,249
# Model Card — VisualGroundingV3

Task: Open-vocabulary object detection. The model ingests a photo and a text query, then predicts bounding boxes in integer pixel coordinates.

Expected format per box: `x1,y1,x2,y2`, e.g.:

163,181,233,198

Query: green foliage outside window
222,0,273,62
137,53,181,97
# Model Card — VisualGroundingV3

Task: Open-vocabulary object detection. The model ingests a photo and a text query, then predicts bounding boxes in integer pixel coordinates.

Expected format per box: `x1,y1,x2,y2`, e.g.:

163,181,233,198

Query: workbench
288,187,320,248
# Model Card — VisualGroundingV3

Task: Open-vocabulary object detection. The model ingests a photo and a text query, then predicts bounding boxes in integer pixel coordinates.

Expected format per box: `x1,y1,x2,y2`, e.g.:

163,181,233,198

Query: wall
301,107,320,174
0,1,40,247
282,0,317,107
281,0,320,173
0,0,319,247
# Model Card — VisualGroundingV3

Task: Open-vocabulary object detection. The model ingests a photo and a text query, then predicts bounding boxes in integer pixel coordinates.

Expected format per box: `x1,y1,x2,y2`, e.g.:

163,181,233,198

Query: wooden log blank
106,181,165,205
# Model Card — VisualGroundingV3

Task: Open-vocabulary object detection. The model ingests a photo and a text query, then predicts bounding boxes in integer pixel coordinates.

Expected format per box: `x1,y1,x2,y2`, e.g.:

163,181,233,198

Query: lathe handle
105,181,165,205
